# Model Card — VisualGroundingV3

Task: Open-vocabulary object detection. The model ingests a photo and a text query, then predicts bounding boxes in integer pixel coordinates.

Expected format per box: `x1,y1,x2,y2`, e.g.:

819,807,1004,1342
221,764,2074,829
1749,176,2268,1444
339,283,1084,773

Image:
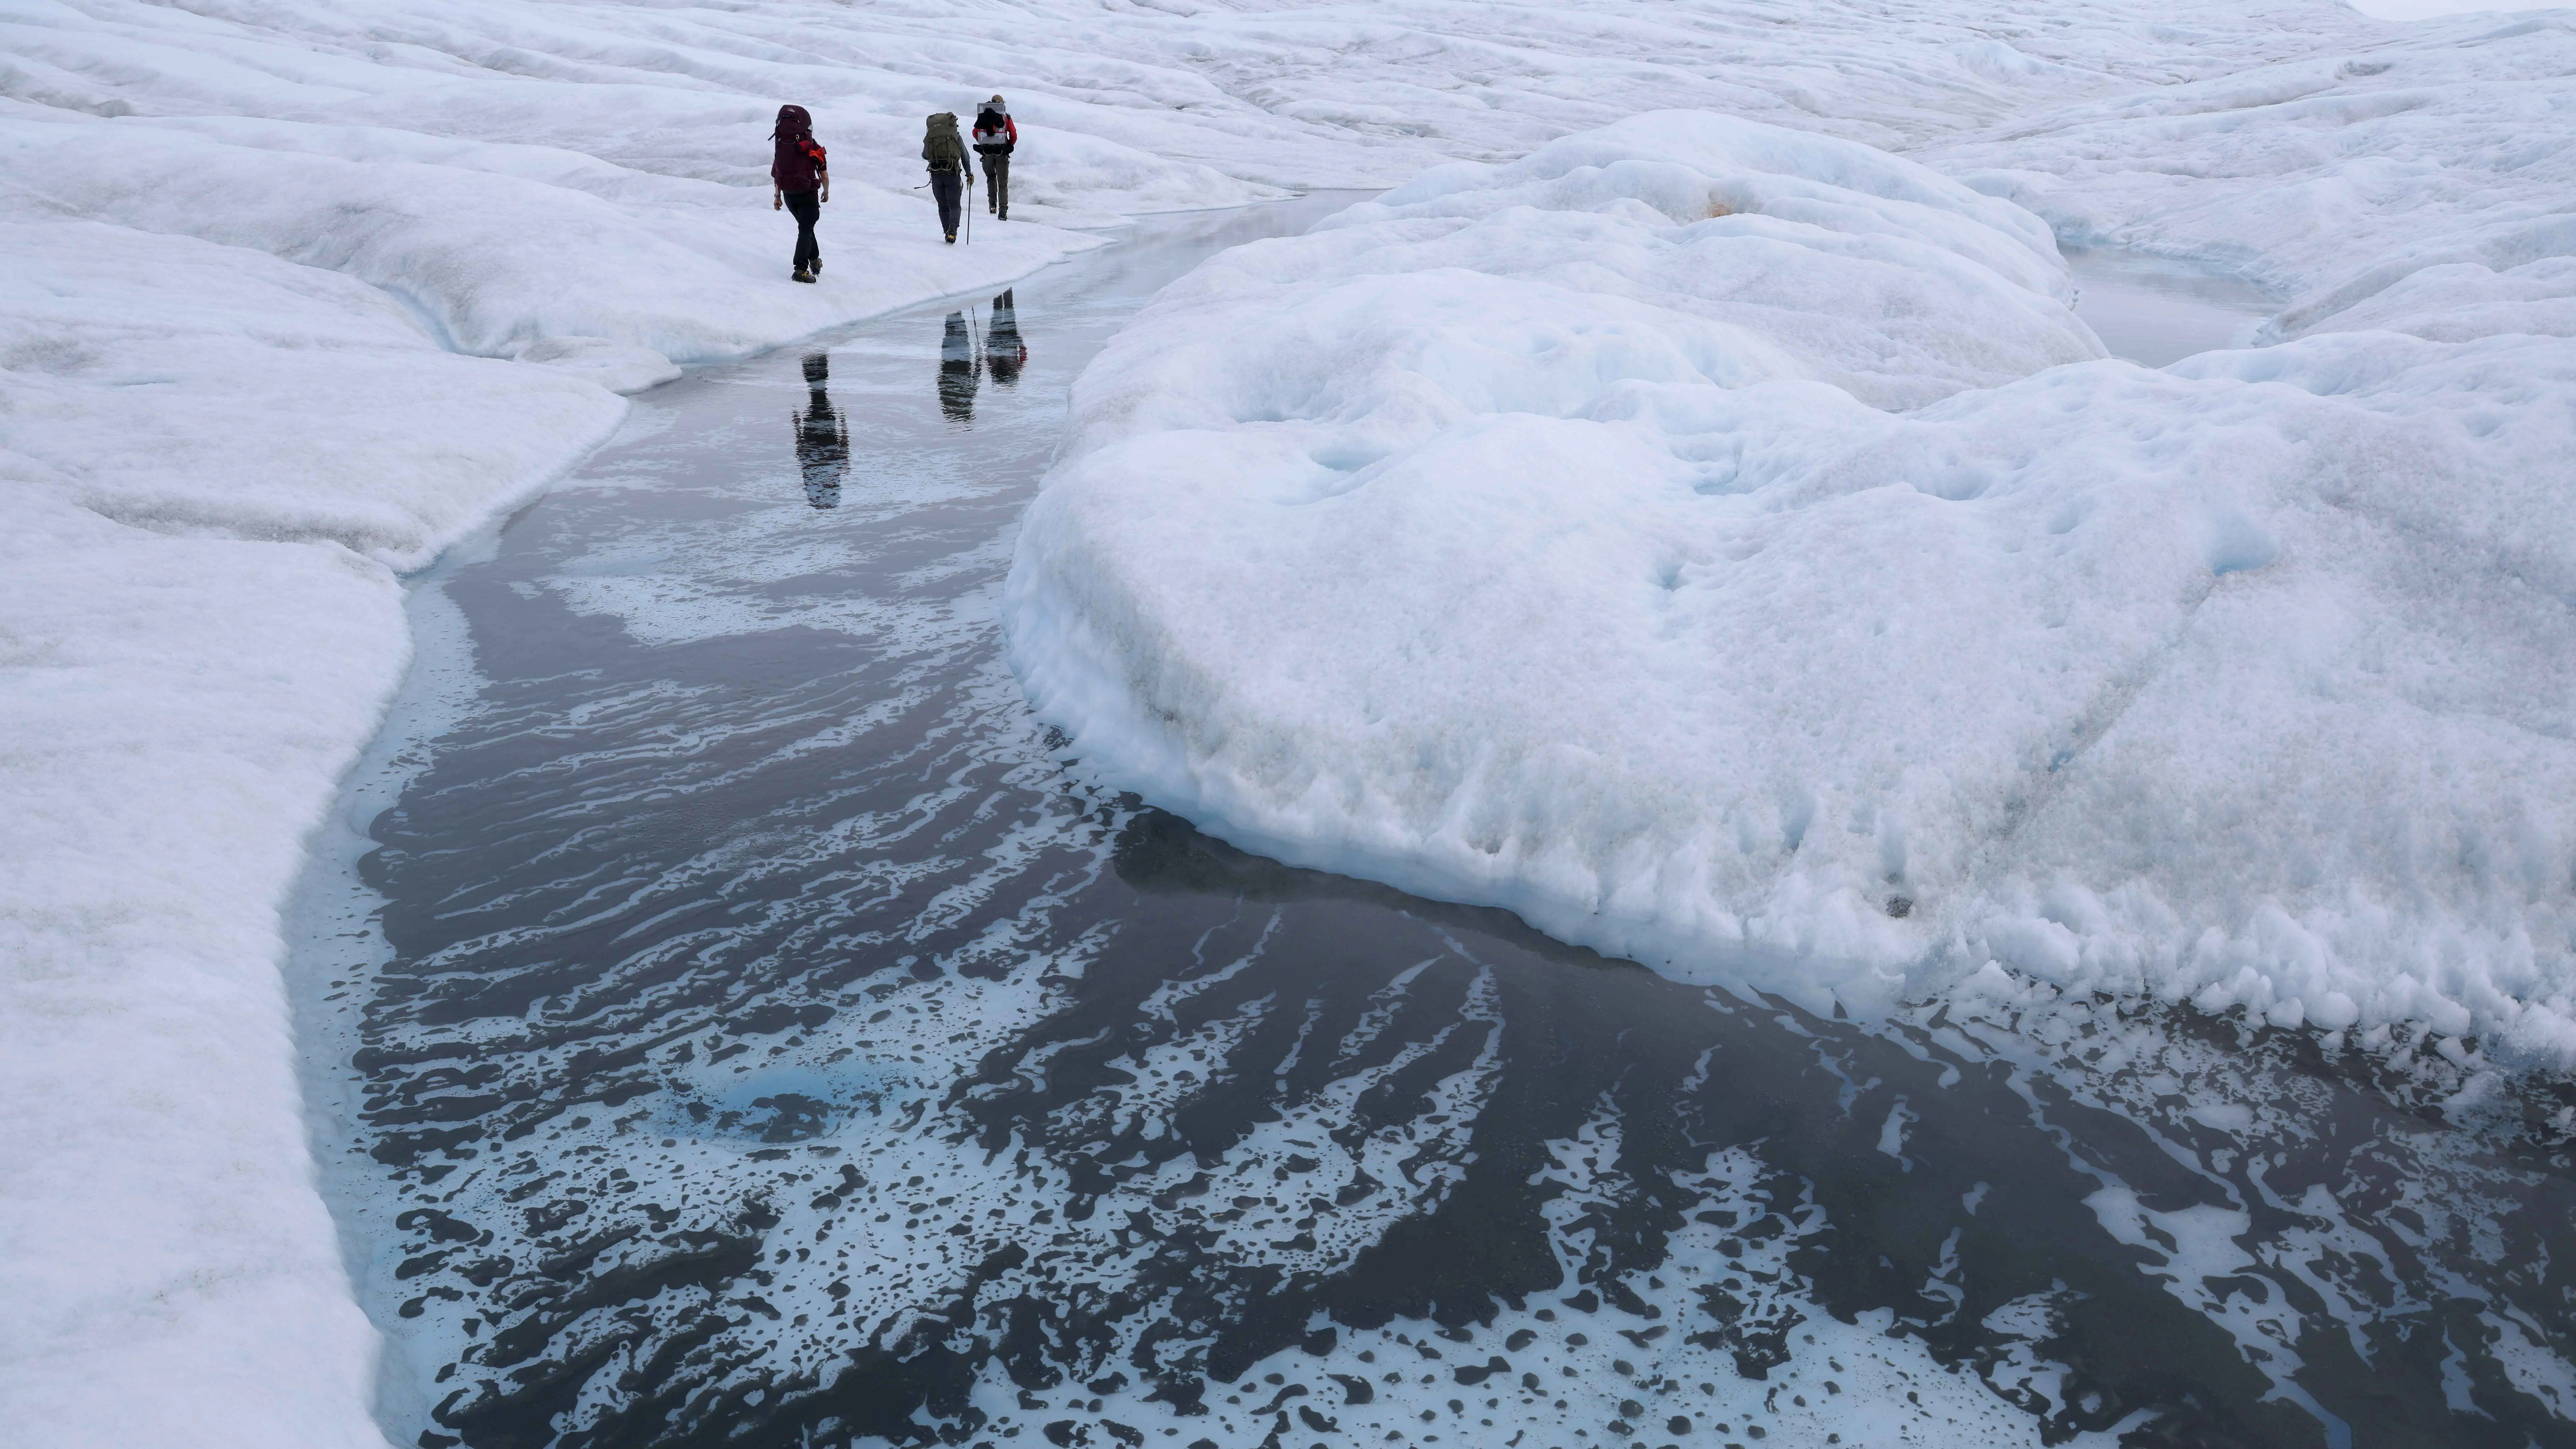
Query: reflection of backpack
922,113,968,171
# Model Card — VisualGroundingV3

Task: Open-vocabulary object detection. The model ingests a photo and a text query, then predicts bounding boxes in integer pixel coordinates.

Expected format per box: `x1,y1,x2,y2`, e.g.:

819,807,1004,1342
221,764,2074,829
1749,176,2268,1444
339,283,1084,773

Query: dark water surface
293,203,2576,1449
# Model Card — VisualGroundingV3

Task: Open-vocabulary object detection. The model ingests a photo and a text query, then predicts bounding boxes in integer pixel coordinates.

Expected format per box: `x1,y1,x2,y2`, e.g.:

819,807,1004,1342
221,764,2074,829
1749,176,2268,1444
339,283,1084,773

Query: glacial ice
1010,109,2576,1058
8,0,2576,1441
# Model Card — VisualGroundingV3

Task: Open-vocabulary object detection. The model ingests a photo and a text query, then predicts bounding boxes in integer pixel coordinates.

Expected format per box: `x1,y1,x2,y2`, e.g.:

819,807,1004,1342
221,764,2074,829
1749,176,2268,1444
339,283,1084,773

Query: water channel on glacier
289,197,2576,1449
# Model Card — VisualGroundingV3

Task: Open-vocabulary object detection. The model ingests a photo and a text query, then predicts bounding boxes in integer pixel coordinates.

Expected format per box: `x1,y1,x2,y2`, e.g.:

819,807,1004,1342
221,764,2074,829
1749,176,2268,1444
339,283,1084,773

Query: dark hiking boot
808,258,822,276
793,269,815,283
945,233,956,244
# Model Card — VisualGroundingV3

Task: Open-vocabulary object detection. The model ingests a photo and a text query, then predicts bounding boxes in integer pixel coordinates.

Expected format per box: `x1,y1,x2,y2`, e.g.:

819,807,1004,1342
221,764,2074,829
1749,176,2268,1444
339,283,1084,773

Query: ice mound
1008,113,2576,1060
1076,113,2103,423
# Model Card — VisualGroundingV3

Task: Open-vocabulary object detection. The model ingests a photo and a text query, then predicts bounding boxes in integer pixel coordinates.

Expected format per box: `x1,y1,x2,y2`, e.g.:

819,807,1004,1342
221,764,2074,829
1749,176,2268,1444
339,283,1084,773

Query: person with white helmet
971,95,1018,222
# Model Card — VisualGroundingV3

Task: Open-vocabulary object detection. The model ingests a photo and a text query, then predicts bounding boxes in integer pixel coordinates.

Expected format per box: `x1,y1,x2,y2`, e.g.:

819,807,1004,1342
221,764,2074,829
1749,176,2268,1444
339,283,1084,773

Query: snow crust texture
1930,8,2576,333
1011,103,2576,1062
0,218,626,1449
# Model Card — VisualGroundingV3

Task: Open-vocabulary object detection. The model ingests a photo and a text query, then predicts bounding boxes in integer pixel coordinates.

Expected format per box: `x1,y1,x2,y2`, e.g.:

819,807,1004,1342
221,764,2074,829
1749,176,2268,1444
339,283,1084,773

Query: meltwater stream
2066,251,2278,368
292,207,2576,1449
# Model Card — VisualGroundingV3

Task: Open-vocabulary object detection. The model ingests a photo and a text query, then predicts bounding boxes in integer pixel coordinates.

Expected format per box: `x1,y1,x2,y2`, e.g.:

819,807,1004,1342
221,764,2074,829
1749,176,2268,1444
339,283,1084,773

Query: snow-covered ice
1930,7,2576,332
1010,86,2576,1061
0,216,628,1449
9,0,2576,1441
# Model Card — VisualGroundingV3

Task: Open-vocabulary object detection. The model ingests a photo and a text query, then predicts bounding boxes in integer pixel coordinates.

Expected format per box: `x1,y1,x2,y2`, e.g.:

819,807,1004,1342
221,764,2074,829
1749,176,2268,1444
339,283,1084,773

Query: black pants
784,189,820,271
980,154,1009,219
930,169,963,239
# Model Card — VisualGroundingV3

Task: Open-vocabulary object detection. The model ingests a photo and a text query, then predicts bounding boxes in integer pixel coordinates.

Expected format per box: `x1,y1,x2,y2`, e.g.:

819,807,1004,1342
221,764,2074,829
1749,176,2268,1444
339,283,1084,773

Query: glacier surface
1008,64,2576,1054
6,0,2574,1442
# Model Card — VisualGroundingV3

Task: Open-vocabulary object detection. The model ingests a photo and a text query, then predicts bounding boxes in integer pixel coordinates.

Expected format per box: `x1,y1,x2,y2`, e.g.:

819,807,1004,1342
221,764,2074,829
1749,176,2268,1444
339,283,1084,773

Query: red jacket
972,113,1017,156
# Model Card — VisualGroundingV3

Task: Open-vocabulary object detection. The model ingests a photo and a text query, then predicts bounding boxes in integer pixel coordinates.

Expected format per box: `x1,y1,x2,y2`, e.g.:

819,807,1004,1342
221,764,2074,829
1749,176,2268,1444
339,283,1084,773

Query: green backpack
923,113,968,170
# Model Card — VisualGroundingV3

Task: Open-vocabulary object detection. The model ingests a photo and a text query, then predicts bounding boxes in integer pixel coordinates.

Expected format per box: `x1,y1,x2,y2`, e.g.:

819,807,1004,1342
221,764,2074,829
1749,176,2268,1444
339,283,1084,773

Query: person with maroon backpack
769,104,829,282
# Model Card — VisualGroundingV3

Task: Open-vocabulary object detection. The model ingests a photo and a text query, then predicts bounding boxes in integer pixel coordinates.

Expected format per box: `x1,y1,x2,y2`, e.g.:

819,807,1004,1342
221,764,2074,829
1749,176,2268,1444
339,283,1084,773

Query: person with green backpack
922,113,973,244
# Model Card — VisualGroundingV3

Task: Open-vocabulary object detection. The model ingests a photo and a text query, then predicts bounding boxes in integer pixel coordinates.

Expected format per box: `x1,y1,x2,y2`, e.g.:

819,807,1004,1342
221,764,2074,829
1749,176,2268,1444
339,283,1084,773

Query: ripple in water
292,202,2576,1449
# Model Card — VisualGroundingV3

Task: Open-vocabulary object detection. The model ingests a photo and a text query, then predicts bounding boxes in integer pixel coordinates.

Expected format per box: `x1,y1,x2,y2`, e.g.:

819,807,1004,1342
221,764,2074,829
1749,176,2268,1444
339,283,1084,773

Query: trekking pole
964,174,973,246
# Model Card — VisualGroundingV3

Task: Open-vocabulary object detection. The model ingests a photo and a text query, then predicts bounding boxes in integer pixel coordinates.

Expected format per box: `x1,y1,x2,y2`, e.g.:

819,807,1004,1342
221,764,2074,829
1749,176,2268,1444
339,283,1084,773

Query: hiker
923,112,973,243
793,352,848,508
972,96,1017,221
985,290,1027,386
770,104,829,282
939,311,978,422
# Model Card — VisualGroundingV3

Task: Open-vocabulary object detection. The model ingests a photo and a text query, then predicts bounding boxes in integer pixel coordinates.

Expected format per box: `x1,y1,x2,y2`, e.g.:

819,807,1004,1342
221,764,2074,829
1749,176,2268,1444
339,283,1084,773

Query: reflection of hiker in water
938,311,978,423
793,352,849,508
985,289,1028,387
923,112,972,244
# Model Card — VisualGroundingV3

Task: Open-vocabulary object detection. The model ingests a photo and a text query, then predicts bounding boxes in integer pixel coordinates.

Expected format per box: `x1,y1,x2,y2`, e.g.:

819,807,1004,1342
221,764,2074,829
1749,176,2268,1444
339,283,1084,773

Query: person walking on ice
972,96,1016,222
923,112,973,243
770,104,828,282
